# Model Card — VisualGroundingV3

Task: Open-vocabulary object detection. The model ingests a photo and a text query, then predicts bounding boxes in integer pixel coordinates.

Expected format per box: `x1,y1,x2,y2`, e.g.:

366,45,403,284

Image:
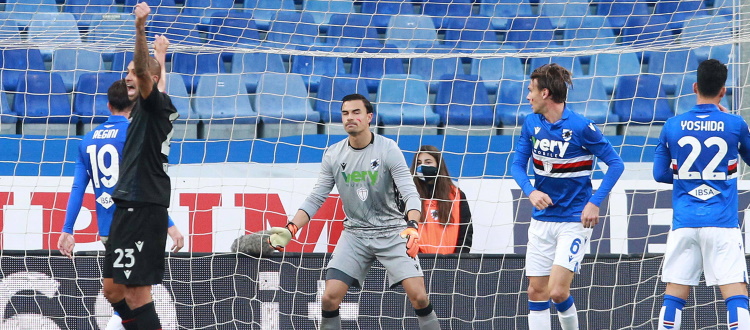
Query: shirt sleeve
168,215,175,227
653,123,673,184
581,122,624,207
737,119,750,166
386,141,421,215
299,149,336,218
63,149,91,234
457,190,473,253
511,121,536,197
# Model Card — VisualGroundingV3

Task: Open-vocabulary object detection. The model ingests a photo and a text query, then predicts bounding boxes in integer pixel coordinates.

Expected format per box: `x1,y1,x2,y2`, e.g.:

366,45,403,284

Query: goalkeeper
268,93,440,330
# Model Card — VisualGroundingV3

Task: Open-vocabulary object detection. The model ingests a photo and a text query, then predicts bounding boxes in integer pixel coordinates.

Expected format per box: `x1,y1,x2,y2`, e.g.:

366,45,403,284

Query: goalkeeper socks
553,295,579,330
528,300,551,330
415,303,440,330
320,308,341,330
111,299,137,330
658,294,685,330
726,295,750,330
131,301,161,330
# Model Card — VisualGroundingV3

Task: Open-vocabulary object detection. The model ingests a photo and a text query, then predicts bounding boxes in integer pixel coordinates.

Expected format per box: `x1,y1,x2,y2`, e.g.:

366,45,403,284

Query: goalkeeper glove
268,222,299,251
400,220,420,258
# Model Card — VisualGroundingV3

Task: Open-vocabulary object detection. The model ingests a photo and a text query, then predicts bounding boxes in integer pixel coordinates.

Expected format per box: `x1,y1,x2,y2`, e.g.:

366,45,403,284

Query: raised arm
133,2,154,99
153,35,169,92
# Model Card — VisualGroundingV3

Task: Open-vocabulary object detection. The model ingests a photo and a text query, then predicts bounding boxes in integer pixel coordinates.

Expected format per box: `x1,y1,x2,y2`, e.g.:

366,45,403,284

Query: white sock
105,314,125,330
529,309,551,330
658,305,682,330
557,303,578,330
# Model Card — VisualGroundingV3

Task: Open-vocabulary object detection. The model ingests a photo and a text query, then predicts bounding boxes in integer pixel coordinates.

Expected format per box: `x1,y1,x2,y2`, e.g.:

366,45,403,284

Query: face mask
416,165,438,181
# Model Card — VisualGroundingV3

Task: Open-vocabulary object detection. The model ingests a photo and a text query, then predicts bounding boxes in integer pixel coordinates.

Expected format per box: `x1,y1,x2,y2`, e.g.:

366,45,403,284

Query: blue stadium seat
620,13,677,47
561,15,617,49
385,15,438,53
110,51,133,72
504,16,557,52
713,0,737,17
87,14,136,45
434,74,495,126
478,0,532,29
0,90,14,124
14,72,72,123
674,73,730,115
4,0,58,27
52,49,104,92
360,0,414,29
0,15,21,42
206,11,261,50
324,13,380,52
645,49,698,95
681,15,732,64
408,45,463,93
124,0,174,7
303,0,354,26
443,16,499,52
192,73,257,124
63,0,118,27
653,0,707,30
314,75,368,123
351,45,405,92
494,75,530,126
28,13,82,59
528,56,584,77
73,72,125,123
421,0,473,30
231,52,286,93
596,0,650,29
290,54,346,93
255,73,321,124
264,11,320,50
165,73,197,122
243,0,296,30
567,77,615,124
586,52,641,94
539,0,591,28
1,48,46,92
376,74,440,126
470,56,525,91
148,7,202,45
171,52,226,93
181,0,234,25
613,74,672,122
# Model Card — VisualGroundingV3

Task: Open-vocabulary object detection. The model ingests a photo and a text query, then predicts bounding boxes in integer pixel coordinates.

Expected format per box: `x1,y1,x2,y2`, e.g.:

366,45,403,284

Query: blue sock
660,295,686,329
725,295,749,330
529,300,550,312
553,295,574,313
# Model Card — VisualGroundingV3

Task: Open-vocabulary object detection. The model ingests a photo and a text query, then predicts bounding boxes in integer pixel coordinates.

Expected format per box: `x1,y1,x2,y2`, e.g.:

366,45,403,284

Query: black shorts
103,204,169,285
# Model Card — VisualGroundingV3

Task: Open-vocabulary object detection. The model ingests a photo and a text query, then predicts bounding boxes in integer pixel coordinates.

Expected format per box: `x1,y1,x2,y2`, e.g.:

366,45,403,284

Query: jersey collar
691,103,721,112
544,107,572,127
107,115,129,123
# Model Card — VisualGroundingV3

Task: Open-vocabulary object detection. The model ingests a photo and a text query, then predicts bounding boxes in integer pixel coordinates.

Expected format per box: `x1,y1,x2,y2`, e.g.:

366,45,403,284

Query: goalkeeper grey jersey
299,133,421,237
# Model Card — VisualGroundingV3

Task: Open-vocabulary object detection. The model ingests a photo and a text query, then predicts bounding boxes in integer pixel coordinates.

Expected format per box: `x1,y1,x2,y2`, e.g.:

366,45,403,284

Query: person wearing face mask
410,145,473,254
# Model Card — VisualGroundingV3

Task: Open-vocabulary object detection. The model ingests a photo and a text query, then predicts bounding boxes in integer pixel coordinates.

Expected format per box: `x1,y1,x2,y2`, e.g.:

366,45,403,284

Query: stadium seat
596,0,650,29
242,0,296,30
181,0,234,25
164,73,197,122
350,45,405,92
73,72,125,123
478,0,532,29
421,0,473,30
645,49,698,95
13,72,72,124
653,0,707,31
561,15,618,49
567,77,615,124
52,49,104,92
255,73,321,124
124,0,174,7
63,0,118,27
613,74,672,123
171,52,226,93
538,0,592,28
0,48,46,92
376,74,440,126
302,0,354,26
0,15,21,42
110,51,133,72
87,14,136,46
713,0,737,17
206,11,262,50
4,0,58,27
674,73,730,115
264,11,320,50
230,52,286,93
28,13,82,59
443,16,500,52
148,7,202,45
470,56,525,91
681,15,732,64
504,16,557,52
408,45,463,93
314,75,368,123
586,52,641,94
385,15,438,53
360,0,414,29
434,74,495,126
324,13,381,52
528,56,584,77
494,75,530,126
620,13,677,47
290,54,346,93
192,73,257,124
0,90,15,125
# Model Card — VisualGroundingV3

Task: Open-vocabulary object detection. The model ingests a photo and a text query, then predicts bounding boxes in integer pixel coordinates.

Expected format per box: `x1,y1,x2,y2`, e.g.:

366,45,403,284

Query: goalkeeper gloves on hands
400,220,420,258
268,222,299,251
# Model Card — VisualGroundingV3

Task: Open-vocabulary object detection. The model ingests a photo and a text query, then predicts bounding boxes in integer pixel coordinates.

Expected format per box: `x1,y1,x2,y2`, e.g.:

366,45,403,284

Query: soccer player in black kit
101,2,178,329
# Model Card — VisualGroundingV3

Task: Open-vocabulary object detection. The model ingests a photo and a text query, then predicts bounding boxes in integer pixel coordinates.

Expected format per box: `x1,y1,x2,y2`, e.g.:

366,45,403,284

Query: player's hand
58,232,75,259
718,103,729,113
153,35,169,55
134,2,151,25
400,220,420,258
268,222,299,251
167,225,184,253
581,202,600,228
529,190,553,210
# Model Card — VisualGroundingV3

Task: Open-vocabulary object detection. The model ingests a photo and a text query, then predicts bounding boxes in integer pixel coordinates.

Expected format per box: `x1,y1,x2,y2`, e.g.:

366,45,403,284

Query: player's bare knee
102,280,124,303
527,283,548,300
549,288,570,303
408,292,430,309
124,285,153,309
321,291,344,311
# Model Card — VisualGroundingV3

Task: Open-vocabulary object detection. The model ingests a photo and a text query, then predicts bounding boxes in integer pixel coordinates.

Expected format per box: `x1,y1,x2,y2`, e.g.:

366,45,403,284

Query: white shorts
662,227,748,286
525,219,593,277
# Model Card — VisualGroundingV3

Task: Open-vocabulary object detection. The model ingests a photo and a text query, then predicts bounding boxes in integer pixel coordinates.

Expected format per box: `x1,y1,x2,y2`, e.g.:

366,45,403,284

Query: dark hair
341,93,373,113
127,57,162,81
530,63,573,103
696,59,727,98
107,79,133,111
410,145,456,226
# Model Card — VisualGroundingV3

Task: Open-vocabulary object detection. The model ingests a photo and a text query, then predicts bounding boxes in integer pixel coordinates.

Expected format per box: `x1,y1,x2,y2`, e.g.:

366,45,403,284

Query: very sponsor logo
532,137,570,158
342,170,379,183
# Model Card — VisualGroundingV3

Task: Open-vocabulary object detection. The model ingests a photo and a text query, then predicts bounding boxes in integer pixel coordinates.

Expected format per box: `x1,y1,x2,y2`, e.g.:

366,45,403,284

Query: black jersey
112,83,178,207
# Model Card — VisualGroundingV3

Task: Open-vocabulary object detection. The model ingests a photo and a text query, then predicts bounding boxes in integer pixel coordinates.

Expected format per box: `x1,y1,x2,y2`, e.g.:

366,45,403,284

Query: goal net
0,0,748,328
